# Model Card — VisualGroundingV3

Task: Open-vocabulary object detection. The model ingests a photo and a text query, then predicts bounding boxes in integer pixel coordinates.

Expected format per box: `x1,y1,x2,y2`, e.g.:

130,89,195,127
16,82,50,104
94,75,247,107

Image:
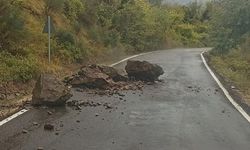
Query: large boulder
98,65,128,82
32,74,72,106
68,65,113,89
125,60,164,82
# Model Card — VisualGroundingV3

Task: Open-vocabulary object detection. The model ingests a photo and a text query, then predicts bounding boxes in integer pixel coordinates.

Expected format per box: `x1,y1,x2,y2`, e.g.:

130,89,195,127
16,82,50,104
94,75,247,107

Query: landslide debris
64,61,164,91
31,61,164,107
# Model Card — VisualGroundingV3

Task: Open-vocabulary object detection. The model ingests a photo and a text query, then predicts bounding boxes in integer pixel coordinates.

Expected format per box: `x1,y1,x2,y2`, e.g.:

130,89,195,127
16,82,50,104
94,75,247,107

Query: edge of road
0,52,152,126
201,51,250,123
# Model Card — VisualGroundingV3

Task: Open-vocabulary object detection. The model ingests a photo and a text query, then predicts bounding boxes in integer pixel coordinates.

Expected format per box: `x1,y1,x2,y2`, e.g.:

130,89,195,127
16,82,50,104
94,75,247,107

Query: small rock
47,111,53,115
95,113,100,117
76,120,80,123
104,103,113,109
231,86,236,89
146,82,154,85
55,132,59,135
37,147,44,150
222,110,225,113
76,88,83,92
15,93,21,97
33,122,39,126
44,123,54,131
22,129,28,134
118,93,125,97
75,105,82,110
66,100,78,106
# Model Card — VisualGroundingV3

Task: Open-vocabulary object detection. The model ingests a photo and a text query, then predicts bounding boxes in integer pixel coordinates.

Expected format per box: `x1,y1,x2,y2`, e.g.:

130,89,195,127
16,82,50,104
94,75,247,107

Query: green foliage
209,49,250,95
208,0,250,101
0,52,39,82
210,0,250,54
64,0,85,21
56,44,87,63
0,0,25,50
55,30,75,46
54,30,88,63
113,0,165,51
183,2,203,23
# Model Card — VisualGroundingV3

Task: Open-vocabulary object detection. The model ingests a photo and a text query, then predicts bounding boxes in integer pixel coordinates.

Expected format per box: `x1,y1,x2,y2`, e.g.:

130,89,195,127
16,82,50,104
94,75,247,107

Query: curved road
0,48,250,150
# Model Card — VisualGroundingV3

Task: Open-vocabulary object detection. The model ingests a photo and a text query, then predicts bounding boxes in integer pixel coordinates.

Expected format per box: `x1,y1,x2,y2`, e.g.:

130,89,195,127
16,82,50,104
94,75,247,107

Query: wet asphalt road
0,48,250,150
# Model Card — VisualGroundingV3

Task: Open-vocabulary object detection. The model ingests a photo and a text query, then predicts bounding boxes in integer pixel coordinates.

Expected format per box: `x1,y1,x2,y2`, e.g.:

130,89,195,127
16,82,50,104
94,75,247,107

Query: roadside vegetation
207,0,250,104
0,0,210,83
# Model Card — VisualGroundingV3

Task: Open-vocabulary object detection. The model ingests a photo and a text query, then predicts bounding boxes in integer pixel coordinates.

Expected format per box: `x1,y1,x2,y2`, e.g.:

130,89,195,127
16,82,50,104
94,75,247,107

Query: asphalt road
0,48,250,150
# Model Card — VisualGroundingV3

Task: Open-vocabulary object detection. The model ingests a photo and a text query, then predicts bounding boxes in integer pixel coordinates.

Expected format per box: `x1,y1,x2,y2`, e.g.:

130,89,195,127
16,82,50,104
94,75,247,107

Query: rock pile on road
65,61,164,91
31,61,164,107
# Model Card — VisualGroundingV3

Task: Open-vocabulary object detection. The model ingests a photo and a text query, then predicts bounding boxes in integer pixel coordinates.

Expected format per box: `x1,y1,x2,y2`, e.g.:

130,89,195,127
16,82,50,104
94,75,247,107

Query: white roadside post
43,16,55,64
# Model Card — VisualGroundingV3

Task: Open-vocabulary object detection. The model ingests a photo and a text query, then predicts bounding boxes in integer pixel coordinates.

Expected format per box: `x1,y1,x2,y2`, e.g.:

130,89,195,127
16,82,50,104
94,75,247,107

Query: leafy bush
55,30,75,46
0,0,25,50
209,48,250,91
0,52,39,82
64,0,85,21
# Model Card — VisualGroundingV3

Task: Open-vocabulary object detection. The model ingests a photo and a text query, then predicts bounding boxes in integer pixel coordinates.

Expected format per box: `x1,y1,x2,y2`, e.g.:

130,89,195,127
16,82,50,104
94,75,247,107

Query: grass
208,49,250,105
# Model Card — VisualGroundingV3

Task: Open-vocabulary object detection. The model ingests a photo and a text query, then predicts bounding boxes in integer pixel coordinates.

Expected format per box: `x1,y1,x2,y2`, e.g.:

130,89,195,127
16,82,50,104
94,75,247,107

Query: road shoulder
202,51,250,121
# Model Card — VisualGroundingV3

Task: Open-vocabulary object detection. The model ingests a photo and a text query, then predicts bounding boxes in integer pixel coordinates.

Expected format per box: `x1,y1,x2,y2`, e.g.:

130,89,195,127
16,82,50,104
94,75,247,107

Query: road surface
0,48,250,150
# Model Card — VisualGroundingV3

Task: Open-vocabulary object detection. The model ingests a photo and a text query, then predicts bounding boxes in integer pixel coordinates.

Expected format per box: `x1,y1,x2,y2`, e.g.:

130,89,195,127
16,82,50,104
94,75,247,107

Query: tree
210,0,250,53
183,2,202,23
